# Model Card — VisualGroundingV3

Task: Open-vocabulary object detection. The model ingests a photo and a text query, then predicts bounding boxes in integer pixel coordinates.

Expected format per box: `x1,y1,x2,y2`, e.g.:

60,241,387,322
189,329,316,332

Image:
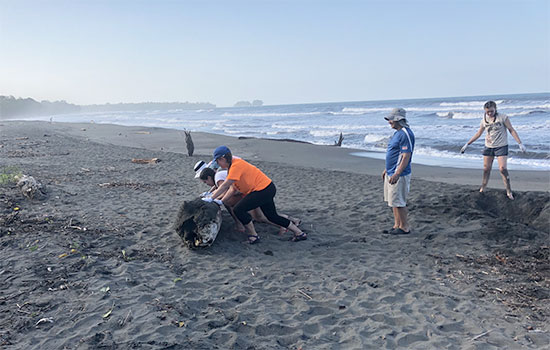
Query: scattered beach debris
102,303,115,319
119,310,132,327
131,157,160,164
35,317,54,327
100,286,110,293
184,130,194,156
470,329,494,341
173,198,222,248
15,174,46,200
135,131,151,134
97,182,150,190
67,218,87,231
297,289,313,300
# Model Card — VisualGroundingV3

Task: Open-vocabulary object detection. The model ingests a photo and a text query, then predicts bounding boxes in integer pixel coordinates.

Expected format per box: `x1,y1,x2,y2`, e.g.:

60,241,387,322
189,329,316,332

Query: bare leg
480,156,494,192
392,207,401,229
226,205,245,232
250,208,300,235
223,192,246,232
395,207,409,232
497,156,513,199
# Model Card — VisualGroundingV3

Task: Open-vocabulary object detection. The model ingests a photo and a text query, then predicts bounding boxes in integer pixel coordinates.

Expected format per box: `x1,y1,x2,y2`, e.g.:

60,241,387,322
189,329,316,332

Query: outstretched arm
211,179,235,199
466,125,484,145
461,125,484,153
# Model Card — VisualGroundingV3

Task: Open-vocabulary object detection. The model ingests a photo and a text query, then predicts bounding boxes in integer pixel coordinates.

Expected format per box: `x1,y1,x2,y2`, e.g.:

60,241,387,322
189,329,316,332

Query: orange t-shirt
226,158,271,195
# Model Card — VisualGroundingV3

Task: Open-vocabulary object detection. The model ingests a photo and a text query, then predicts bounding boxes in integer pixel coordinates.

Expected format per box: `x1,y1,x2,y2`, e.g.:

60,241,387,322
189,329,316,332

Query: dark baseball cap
212,145,231,161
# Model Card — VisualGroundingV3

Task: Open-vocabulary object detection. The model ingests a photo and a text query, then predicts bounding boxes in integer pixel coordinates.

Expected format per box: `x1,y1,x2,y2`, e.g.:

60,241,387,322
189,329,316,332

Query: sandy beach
1,120,549,349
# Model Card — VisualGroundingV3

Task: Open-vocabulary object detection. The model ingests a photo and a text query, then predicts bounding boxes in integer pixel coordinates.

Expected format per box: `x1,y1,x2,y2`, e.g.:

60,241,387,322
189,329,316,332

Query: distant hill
0,96,216,118
234,100,263,107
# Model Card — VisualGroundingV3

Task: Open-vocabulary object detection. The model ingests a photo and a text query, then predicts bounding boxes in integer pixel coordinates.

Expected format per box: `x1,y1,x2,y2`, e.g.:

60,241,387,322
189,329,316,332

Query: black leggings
233,182,290,227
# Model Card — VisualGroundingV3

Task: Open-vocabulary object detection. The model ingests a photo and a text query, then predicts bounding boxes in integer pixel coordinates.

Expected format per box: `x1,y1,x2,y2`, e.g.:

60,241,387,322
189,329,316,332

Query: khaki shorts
384,174,411,207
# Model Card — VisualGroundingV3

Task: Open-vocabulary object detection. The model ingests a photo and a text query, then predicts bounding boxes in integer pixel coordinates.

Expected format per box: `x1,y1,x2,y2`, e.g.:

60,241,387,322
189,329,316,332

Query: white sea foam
508,111,535,117
502,103,550,110
449,112,481,119
363,134,387,143
309,130,344,137
440,100,503,107
341,107,393,114
270,124,308,131
222,111,324,117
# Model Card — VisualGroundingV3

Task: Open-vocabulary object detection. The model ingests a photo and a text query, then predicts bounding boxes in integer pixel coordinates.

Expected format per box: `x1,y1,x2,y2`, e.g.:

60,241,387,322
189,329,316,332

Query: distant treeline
81,101,215,112
0,96,80,118
0,96,216,118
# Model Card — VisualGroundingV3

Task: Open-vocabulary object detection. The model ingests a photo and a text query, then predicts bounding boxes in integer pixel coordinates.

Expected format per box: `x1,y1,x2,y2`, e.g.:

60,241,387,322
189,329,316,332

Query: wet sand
0,120,549,349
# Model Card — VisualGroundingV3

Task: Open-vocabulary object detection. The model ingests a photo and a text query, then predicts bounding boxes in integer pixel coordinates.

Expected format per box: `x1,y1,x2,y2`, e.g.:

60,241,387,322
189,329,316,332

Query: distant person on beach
382,108,415,235
209,146,306,244
460,101,526,200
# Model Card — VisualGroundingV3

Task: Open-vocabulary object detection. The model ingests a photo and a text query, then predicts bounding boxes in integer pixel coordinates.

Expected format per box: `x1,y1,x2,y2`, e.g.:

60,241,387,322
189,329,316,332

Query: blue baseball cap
213,145,230,161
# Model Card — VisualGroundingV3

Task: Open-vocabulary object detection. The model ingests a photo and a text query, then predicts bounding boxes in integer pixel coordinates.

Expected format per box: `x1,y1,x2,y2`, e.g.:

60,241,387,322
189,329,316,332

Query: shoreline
2,120,547,192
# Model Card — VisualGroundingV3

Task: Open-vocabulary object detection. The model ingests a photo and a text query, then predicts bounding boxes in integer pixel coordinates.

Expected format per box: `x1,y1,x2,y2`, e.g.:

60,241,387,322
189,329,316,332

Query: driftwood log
173,198,222,248
131,158,160,164
184,130,194,156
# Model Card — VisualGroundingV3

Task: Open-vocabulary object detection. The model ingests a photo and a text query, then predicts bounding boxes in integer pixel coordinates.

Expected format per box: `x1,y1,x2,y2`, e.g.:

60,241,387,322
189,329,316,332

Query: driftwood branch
184,130,194,156
333,133,344,147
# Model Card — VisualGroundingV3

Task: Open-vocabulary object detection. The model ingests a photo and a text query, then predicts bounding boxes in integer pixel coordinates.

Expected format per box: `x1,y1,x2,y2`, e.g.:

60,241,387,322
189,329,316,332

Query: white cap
194,160,207,178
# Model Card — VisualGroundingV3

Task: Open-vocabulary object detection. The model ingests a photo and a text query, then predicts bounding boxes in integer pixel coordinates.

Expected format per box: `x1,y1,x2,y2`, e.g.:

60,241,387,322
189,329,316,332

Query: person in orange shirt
209,146,306,244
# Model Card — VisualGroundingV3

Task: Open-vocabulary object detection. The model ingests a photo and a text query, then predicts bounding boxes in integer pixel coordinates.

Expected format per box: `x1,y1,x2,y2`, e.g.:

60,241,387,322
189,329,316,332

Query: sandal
382,227,397,234
390,228,411,235
247,235,260,244
290,231,307,242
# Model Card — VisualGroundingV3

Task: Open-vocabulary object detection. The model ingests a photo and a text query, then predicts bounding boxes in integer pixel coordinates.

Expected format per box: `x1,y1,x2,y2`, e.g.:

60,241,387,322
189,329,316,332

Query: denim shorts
482,145,508,157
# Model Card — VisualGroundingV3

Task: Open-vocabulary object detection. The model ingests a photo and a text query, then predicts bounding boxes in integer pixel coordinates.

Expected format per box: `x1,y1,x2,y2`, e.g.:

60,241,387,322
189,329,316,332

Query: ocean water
16,93,550,171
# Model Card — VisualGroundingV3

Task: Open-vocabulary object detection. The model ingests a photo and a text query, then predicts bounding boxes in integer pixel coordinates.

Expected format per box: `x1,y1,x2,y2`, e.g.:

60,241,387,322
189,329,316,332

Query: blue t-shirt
385,127,415,176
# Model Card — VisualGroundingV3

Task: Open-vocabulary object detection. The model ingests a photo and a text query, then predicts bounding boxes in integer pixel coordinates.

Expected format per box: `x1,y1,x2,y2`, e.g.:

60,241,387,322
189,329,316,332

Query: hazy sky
1,0,548,107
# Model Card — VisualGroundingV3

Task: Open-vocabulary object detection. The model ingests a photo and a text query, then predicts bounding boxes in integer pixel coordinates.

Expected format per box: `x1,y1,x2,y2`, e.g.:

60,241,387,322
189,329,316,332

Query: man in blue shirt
382,108,415,235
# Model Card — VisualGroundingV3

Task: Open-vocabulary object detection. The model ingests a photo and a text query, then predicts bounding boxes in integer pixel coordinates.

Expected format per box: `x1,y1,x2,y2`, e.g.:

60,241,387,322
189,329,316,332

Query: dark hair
222,151,233,168
484,101,497,110
199,167,215,180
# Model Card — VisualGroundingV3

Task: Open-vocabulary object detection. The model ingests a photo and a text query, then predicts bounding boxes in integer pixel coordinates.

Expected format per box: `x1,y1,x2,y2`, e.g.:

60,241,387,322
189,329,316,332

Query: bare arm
504,118,522,144
389,152,411,184
466,125,485,145
211,178,234,199
220,185,238,203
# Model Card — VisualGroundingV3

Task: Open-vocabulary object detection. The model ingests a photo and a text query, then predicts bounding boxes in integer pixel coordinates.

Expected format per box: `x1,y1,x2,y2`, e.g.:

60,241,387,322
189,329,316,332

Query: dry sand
0,120,549,349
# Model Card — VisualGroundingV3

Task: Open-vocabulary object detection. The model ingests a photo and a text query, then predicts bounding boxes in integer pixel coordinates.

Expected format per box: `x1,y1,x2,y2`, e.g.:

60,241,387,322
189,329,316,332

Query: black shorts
482,145,508,157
